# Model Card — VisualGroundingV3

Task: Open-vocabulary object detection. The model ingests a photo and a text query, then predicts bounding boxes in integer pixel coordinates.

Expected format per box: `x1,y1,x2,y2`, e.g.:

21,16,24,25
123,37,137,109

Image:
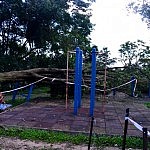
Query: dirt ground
0,137,141,150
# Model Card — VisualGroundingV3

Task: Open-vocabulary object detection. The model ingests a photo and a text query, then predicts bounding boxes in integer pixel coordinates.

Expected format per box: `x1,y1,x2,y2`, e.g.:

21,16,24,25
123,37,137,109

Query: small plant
93,135,144,148
5,98,26,107
32,86,50,94
144,102,150,108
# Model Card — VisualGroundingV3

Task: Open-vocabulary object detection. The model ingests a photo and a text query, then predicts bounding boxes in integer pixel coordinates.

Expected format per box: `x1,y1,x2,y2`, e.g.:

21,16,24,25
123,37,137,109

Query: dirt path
0,137,141,150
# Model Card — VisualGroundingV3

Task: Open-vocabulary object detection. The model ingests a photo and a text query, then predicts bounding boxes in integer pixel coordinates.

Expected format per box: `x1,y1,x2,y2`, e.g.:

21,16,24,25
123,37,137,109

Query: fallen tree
0,68,75,98
0,68,74,82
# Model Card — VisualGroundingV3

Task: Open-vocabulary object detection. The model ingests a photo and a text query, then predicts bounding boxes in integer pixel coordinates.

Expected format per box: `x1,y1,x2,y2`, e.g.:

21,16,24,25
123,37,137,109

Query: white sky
90,0,150,62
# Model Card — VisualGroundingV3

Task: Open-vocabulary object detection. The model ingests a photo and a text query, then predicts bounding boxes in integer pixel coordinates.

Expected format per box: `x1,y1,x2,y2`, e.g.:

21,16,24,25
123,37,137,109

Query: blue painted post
112,88,116,96
131,76,136,97
26,84,34,102
74,47,80,115
12,82,19,102
89,48,96,117
78,49,83,108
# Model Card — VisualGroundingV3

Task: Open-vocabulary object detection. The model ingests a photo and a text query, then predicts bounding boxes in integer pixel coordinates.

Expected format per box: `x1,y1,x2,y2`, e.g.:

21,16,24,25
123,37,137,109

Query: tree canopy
0,0,95,72
118,40,150,67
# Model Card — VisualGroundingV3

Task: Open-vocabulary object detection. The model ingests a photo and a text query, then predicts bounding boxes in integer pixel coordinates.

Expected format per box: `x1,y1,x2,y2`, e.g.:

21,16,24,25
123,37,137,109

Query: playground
0,48,150,149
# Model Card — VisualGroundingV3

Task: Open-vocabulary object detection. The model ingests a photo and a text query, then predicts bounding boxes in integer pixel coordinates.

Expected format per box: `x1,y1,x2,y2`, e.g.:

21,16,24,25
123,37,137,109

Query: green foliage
0,127,88,144
94,135,145,149
4,86,50,107
6,98,26,107
94,135,122,147
82,46,116,82
116,40,150,95
0,127,148,149
0,0,94,72
144,102,150,108
126,136,143,148
32,86,50,94
118,40,149,67
97,47,116,68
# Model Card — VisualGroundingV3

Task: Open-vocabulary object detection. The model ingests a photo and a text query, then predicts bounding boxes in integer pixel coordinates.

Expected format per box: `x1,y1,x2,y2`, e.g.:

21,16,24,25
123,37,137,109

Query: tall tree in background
118,40,149,67
96,47,116,68
127,1,150,94
119,41,140,67
118,40,150,82
0,0,95,71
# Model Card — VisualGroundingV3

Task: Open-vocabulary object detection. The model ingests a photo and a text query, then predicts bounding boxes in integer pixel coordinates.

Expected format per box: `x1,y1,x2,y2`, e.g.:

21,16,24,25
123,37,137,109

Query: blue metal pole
89,48,96,117
131,76,135,97
78,49,83,108
26,84,34,102
113,88,116,96
12,82,19,102
74,47,80,115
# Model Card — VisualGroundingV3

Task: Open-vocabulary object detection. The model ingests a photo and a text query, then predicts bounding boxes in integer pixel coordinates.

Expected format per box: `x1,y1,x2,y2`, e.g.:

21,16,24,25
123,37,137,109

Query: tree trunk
0,68,74,82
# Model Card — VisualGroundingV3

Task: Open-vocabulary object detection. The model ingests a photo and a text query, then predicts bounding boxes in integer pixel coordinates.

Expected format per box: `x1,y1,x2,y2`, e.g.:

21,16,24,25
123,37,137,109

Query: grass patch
32,86,50,94
144,102,150,108
93,135,144,148
0,128,88,144
4,86,50,107
0,127,149,149
5,98,26,107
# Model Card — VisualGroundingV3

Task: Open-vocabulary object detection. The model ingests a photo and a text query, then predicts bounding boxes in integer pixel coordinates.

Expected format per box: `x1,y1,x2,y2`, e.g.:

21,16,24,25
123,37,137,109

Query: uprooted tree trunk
0,68,75,98
0,68,74,82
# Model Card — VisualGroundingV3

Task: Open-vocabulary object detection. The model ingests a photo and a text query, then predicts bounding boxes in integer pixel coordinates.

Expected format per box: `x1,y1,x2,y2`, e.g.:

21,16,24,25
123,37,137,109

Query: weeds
0,127,148,149
144,102,150,108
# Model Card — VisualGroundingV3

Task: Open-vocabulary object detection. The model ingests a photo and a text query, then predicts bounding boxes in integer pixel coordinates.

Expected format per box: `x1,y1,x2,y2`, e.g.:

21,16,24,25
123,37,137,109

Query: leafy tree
118,40,150,96
118,40,149,67
96,47,116,68
0,0,95,72
83,46,116,68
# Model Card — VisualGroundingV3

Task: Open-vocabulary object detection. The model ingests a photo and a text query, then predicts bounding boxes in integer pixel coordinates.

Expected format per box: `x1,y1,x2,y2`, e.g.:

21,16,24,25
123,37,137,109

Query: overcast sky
90,0,150,63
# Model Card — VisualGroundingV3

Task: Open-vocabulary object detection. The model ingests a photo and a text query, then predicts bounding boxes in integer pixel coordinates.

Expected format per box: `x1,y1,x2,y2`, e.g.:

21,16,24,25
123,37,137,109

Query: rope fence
96,79,137,92
0,74,137,114
122,108,150,150
1,77,137,95
0,76,66,95
0,76,82,102
125,117,150,136
66,78,137,93
1,77,48,94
